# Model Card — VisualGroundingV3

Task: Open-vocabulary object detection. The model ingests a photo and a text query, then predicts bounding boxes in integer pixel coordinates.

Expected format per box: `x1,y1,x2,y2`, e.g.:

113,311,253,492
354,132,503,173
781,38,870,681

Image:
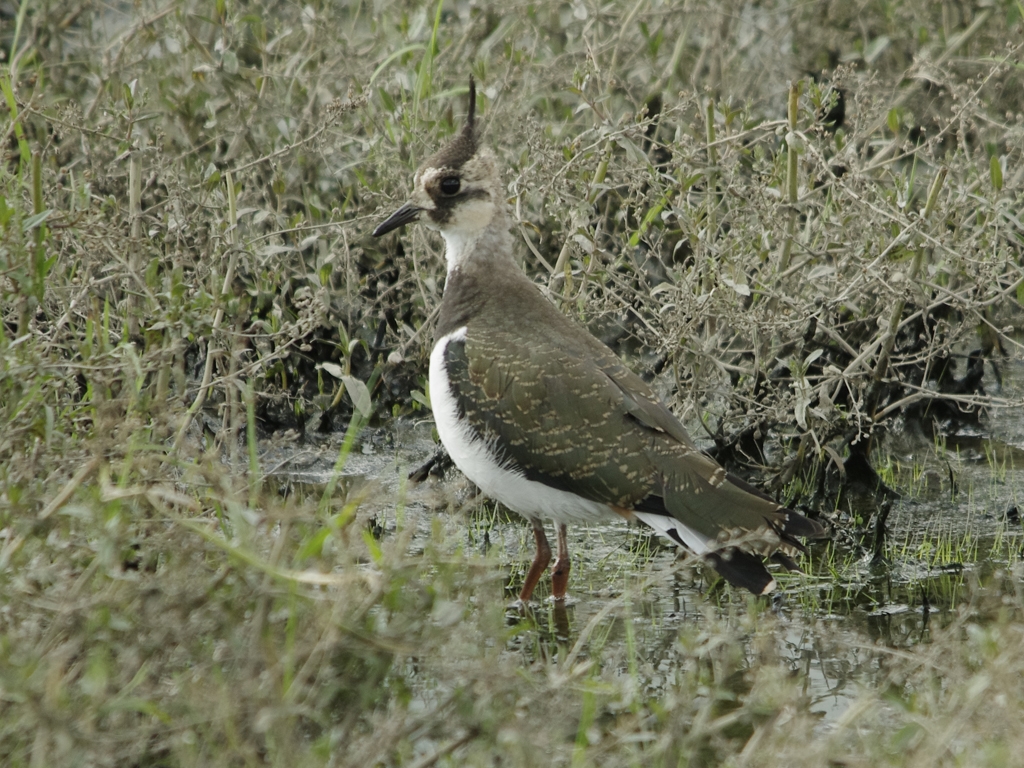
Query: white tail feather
634,512,711,554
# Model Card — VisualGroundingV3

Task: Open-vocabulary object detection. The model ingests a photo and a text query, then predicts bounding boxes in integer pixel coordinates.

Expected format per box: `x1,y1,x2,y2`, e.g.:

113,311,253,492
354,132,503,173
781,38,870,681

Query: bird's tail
634,457,826,594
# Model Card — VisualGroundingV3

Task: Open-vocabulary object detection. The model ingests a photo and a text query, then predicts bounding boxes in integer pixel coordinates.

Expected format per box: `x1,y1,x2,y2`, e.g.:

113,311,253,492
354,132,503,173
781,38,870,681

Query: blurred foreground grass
4,467,1024,766
3,0,1024,764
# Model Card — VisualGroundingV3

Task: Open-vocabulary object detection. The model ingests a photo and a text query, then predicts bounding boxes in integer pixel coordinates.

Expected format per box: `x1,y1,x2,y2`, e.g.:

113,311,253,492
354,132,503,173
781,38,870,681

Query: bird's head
372,77,505,248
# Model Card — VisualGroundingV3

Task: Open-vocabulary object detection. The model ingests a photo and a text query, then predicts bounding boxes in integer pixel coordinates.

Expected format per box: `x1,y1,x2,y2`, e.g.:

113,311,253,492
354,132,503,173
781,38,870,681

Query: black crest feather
424,77,479,172
464,75,476,137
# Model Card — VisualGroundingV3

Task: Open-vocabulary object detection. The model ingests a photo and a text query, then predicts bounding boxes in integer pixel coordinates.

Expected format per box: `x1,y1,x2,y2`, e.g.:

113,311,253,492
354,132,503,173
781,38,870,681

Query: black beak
372,202,422,237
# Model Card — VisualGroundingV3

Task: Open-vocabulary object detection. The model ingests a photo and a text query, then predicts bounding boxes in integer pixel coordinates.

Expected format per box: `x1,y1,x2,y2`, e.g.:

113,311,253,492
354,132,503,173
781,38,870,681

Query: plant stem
173,170,241,454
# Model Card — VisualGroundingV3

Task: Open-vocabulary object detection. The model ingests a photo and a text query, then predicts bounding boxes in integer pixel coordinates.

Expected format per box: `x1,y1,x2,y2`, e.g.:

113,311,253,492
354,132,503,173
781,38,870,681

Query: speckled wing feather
442,324,821,545
443,332,654,505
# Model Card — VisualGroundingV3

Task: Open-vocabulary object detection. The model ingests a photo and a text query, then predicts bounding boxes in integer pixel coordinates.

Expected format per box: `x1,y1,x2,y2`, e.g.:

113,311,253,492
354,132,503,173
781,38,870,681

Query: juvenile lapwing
373,78,825,603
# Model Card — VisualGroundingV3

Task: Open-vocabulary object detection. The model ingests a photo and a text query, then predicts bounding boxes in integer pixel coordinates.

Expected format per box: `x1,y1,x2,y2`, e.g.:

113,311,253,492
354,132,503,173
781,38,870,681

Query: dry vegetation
2,0,1024,765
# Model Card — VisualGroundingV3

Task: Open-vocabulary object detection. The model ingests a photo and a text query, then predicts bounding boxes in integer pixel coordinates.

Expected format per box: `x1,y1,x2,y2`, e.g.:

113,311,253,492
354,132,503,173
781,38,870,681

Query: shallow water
263,356,1024,721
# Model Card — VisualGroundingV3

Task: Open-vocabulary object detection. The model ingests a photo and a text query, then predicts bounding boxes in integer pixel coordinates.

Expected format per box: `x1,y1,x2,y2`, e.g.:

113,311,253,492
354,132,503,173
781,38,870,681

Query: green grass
3,0,1024,765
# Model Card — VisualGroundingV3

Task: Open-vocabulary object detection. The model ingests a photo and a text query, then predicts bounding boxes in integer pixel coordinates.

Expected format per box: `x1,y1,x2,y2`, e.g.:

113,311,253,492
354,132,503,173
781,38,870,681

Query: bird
372,78,825,603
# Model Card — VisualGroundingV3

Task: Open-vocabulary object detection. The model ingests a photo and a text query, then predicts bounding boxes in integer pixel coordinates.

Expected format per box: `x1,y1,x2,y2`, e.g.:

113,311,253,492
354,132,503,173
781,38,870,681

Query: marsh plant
2,0,1024,765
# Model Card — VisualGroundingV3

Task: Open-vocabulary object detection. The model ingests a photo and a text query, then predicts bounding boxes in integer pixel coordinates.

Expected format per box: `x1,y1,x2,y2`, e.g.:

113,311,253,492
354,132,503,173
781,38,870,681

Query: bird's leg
518,519,552,603
551,523,571,601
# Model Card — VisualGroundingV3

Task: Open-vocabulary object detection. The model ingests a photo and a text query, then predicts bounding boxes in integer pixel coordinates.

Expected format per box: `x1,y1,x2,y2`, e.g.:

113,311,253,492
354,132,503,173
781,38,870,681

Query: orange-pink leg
551,523,571,601
518,519,552,603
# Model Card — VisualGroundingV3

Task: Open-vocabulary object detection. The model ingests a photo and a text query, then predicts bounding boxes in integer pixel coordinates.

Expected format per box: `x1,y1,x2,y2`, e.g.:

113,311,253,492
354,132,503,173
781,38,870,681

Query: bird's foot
506,598,533,615
505,598,540,626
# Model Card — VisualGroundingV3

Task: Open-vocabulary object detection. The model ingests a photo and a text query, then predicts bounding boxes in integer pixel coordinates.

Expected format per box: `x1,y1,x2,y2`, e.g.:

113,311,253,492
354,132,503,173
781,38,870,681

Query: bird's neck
437,210,536,341
440,209,514,275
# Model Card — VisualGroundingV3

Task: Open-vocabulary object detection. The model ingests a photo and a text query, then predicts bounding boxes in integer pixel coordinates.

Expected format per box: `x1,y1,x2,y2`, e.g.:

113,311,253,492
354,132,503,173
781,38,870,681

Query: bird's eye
439,176,461,196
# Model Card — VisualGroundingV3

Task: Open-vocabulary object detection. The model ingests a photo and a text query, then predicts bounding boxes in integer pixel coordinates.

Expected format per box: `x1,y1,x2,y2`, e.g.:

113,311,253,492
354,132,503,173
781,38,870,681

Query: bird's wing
442,329,658,506
443,327,823,540
440,327,715,510
588,344,822,544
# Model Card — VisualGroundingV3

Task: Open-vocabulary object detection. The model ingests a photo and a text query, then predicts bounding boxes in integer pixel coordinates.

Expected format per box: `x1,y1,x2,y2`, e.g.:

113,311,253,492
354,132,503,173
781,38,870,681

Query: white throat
432,195,500,274
441,229,479,274
436,205,513,274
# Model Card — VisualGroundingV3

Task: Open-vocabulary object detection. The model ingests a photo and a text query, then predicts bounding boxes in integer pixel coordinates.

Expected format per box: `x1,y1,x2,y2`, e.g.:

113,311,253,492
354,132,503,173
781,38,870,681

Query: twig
127,146,142,339
172,171,240,453
39,457,102,520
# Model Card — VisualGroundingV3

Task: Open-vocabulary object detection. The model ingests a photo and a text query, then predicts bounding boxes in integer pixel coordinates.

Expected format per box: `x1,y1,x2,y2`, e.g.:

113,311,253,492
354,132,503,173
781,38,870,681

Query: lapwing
373,78,825,603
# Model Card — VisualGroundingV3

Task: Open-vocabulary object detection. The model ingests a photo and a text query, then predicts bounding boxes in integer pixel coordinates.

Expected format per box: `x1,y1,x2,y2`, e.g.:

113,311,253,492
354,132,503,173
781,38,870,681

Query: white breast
429,326,618,525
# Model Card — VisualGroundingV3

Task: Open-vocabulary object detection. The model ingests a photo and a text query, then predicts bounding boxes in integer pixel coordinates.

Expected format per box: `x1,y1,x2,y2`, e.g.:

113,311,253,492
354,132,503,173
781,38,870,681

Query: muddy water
264,356,1024,721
